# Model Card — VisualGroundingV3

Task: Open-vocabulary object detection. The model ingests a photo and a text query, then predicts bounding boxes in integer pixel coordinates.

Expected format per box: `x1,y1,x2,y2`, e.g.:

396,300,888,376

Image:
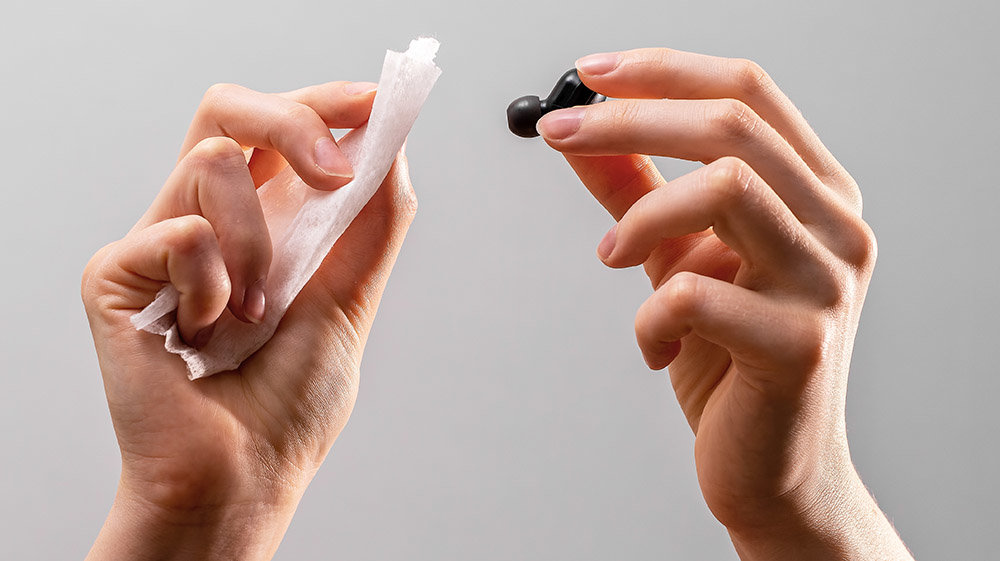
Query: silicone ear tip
507,95,543,138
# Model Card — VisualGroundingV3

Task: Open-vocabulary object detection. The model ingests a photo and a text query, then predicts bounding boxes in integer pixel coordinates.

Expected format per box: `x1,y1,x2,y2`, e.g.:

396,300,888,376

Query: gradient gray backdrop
1,1,997,559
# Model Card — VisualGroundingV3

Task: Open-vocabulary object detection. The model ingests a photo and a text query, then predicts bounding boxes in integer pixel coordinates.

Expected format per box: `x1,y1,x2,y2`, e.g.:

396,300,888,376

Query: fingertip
597,223,618,263
243,278,266,324
344,81,378,96
641,340,680,370
312,137,354,189
576,52,622,79
537,107,584,142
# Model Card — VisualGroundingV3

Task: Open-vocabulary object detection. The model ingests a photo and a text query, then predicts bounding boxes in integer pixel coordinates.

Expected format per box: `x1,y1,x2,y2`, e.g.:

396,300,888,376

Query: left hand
83,81,418,560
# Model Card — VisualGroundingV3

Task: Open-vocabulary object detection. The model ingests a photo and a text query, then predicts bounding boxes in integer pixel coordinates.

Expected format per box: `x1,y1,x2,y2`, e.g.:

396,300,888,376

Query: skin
537,48,913,559
82,80,417,559
81,49,914,560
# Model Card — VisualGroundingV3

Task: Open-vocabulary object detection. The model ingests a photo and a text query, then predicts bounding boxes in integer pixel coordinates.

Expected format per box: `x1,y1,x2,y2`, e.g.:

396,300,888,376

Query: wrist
87,482,304,561
725,459,912,561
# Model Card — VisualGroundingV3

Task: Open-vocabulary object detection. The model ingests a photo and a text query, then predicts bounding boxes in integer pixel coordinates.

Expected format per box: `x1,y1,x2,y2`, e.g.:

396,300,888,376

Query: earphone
506,69,606,138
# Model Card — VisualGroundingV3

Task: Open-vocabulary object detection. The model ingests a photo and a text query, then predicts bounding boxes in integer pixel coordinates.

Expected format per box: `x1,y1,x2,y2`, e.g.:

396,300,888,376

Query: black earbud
507,69,606,138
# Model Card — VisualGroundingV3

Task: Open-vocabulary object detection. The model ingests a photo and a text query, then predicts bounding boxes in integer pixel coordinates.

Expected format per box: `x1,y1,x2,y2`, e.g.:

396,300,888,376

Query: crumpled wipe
130,37,442,380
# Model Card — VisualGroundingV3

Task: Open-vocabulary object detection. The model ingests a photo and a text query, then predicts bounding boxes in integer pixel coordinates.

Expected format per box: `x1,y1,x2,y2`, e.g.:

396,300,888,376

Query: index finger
576,48,854,196
180,81,377,191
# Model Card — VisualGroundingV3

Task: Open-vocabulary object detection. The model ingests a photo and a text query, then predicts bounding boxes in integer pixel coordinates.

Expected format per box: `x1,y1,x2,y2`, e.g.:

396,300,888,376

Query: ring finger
600,157,828,286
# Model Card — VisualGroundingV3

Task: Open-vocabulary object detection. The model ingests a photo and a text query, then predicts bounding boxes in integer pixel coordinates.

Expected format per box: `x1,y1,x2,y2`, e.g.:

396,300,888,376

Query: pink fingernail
243,279,266,324
344,81,378,96
537,107,584,140
576,52,621,76
597,224,618,260
314,137,354,179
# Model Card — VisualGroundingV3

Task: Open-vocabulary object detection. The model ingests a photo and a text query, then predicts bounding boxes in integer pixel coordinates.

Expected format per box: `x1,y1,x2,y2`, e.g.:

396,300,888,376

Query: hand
82,81,417,560
539,49,911,560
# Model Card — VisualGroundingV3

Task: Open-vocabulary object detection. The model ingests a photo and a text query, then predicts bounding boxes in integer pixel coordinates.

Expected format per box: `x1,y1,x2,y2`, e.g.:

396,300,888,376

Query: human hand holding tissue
82,40,439,560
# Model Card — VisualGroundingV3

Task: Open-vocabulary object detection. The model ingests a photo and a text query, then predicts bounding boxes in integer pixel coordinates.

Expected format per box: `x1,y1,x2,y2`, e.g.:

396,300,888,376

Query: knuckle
734,59,775,98
186,136,247,172
810,260,849,309
664,271,702,321
226,226,273,271
840,214,878,269
167,215,217,258
398,184,419,217
710,99,761,145
786,317,828,373
281,102,321,129
264,104,323,152
842,177,864,213
80,242,116,306
383,189,419,227
385,158,419,219
634,272,703,353
609,99,643,131
646,47,675,73
200,83,241,110
803,242,871,310
706,156,755,210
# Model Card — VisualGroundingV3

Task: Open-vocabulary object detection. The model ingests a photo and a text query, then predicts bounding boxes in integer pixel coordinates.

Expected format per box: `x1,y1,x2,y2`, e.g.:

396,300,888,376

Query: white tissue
130,37,442,380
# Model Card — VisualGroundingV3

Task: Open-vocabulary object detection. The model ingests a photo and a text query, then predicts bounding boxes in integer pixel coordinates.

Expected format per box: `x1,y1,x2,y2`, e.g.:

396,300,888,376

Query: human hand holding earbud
537,49,913,560
82,81,417,560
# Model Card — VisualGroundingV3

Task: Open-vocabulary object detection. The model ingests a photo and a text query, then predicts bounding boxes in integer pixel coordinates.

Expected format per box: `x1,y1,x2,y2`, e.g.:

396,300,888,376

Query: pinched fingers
539,97,837,226
135,136,271,324
599,157,826,280
575,48,856,199
181,81,377,190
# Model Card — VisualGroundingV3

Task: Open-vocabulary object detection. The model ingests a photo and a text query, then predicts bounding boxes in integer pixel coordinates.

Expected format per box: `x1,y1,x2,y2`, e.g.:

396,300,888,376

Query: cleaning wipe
130,37,442,380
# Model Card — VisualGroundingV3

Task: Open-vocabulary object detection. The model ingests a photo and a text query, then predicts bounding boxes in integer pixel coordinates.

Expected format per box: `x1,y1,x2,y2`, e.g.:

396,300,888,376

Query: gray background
1,0,996,559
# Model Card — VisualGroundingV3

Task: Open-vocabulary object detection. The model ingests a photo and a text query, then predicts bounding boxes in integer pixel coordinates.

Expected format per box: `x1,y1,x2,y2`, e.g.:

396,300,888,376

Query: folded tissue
130,37,442,379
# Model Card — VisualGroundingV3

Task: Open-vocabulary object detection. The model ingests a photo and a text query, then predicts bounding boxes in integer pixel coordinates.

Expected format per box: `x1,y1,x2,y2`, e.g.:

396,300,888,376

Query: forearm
87,485,301,561
727,466,913,561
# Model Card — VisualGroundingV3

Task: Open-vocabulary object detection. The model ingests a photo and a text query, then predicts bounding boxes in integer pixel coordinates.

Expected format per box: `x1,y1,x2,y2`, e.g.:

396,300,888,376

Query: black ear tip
507,95,542,138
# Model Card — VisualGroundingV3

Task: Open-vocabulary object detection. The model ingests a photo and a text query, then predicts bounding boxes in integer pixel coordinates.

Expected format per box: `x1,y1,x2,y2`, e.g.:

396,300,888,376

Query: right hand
538,48,911,560
83,81,418,560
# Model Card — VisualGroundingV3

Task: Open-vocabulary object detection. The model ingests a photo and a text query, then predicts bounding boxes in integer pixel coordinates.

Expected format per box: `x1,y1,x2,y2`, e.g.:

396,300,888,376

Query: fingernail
314,137,354,179
344,81,378,96
598,223,617,260
576,52,621,76
192,324,215,349
243,279,266,324
537,107,584,140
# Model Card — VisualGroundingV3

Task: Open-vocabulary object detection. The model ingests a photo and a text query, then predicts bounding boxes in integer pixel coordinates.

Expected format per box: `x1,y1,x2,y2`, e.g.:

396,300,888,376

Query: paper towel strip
131,38,442,379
